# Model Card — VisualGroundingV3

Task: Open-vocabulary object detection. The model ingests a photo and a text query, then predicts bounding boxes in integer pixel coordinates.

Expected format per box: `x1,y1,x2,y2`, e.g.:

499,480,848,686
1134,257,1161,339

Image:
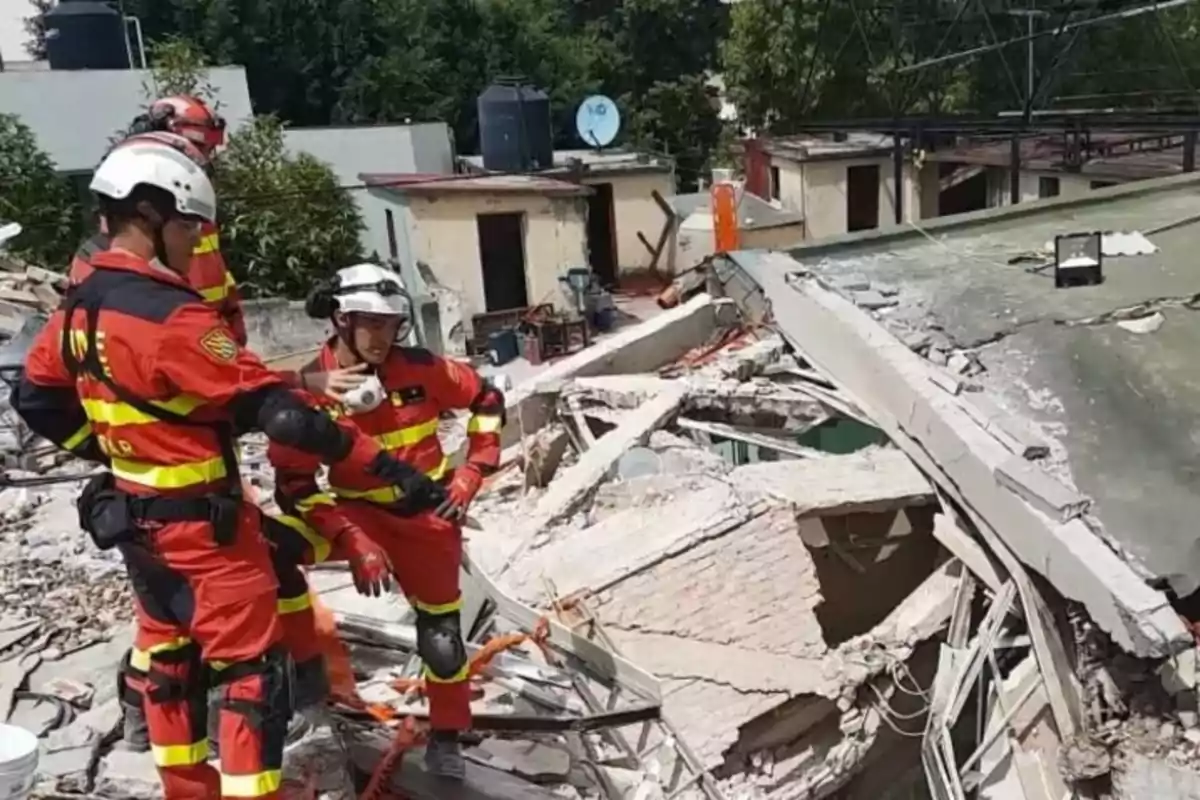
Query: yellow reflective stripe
277,592,312,615
221,770,282,798
331,484,402,504
423,662,470,684
375,418,439,450
331,457,449,504
193,233,220,255
295,492,335,512
62,422,93,451
427,455,449,481
152,740,209,768
272,513,331,563
81,395,206,426
111,455,227,489
467,414,502,434
412,596,463,616
130,637,193,671
199,283,228,302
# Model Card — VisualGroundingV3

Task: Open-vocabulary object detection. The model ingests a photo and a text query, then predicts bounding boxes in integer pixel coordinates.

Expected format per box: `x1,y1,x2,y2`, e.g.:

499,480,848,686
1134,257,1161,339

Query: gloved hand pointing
436,464,483,521
341,526,393,597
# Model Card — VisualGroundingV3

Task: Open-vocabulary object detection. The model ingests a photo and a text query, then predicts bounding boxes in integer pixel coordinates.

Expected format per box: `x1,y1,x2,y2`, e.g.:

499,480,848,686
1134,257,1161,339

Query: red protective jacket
68,220,247,346
270,341,502,515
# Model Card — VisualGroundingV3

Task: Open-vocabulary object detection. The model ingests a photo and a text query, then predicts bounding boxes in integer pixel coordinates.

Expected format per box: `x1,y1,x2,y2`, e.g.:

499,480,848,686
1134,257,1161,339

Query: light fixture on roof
1054,232,1103,289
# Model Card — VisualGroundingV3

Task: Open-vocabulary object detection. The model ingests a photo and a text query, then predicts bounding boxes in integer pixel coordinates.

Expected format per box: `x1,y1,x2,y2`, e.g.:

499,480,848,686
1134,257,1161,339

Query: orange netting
388,616,551,695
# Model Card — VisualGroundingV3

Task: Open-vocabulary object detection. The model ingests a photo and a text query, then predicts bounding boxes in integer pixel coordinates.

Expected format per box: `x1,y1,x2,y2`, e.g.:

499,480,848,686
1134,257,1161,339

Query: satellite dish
576,95,621,149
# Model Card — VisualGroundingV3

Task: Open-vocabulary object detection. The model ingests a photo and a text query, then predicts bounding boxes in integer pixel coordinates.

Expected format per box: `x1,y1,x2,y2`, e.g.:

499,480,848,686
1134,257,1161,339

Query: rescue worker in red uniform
11,141,444,799
269,264,505,779
69,95,246,345
66,130,370,755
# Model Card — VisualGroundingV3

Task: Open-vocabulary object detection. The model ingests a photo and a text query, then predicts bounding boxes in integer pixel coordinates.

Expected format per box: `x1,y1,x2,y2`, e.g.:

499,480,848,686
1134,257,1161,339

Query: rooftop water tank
477,79,553,173
44,0,130,71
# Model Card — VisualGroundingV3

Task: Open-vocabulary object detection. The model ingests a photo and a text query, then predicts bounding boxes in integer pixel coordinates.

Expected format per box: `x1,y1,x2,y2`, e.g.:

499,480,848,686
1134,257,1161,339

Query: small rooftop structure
929,131,1188,182
460,148,673,177
360,172,592,197
762,132,896,163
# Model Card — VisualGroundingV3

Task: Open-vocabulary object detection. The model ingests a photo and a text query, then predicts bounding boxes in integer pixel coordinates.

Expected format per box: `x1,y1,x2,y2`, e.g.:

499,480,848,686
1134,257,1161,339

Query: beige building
364,174,590,336
760,134,922,240
461,149,677,285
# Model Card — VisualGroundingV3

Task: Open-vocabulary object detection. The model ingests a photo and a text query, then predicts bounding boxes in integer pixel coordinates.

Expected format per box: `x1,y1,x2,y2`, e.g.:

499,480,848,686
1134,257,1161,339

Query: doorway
476,212,530,311
846,164,880,232
585,182,618,288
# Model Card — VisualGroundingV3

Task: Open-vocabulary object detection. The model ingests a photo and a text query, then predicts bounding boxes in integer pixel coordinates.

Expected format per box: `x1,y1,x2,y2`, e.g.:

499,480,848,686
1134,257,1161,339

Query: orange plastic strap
390,617,551,696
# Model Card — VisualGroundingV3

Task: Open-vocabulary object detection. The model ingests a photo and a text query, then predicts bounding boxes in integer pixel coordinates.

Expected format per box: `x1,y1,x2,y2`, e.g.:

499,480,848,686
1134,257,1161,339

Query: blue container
592,306,616,332
486,329,520,366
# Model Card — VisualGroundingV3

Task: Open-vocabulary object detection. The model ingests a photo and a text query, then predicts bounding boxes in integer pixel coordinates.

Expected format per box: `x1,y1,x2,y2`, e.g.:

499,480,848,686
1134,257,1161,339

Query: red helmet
146,95,227,153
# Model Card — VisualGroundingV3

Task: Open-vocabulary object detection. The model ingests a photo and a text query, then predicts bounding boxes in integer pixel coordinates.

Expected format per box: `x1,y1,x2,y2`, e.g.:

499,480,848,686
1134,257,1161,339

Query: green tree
0,114,83,268
215,117,364,298
140,31,365,298
22,0,52,60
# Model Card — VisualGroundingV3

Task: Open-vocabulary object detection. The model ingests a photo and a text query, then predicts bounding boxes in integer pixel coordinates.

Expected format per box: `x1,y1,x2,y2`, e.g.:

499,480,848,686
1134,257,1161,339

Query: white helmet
333,264,412,317
89,141,216,222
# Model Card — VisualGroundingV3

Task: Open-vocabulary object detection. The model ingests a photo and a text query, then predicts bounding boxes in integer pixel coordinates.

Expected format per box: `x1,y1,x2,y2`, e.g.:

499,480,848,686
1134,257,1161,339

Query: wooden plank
676,417,828,459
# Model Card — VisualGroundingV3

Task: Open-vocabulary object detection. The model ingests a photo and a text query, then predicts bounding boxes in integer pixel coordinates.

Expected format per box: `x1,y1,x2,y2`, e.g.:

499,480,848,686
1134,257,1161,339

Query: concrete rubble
7,263,1191,800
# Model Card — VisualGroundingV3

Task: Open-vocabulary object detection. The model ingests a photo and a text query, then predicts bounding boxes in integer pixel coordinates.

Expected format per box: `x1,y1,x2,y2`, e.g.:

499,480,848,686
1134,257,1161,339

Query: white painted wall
284,123,455,264
0,67,254,172
986,168,1097,208
580,171,676,275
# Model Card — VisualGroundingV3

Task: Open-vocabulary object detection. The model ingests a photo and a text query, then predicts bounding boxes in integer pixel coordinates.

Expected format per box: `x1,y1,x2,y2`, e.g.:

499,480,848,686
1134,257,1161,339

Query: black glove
369,453,447,510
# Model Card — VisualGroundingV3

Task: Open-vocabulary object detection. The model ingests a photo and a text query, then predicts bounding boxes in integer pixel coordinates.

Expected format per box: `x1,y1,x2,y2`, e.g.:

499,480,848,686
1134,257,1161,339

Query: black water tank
477,80,554,173
44,0,130,71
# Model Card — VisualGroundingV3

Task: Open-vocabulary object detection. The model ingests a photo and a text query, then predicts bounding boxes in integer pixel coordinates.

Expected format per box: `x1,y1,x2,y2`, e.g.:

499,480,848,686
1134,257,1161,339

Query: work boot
424,731,466,780
119,700,151,753
293,657,331,713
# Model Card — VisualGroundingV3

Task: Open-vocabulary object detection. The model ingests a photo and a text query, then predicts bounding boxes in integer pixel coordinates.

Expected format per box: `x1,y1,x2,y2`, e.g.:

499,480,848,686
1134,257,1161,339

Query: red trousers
123,503,286,800
325,503,470,730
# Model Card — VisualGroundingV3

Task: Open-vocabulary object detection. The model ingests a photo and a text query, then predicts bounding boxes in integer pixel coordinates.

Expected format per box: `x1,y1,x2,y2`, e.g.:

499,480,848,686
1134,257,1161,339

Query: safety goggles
335,280,405,297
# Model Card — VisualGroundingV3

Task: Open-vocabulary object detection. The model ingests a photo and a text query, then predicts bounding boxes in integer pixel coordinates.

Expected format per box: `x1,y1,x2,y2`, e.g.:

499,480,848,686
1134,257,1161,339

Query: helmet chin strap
335,315,373,372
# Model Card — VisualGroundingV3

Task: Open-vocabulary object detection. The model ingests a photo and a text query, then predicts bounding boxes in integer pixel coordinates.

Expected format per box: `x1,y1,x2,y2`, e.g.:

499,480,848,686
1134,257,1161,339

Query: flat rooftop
785,173,1200,592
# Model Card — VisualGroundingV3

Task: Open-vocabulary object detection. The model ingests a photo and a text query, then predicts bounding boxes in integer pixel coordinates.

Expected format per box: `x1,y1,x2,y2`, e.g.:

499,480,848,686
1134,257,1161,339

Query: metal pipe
125,16,147,68
896,0,1198,75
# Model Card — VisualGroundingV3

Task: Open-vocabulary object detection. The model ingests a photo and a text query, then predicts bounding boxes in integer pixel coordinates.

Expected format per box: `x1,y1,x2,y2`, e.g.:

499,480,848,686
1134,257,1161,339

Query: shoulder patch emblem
199,327,238,362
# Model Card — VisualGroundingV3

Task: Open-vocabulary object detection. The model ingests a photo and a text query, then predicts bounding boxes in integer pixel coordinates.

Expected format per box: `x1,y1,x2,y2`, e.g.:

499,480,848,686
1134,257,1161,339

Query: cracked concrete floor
800,179,1200,593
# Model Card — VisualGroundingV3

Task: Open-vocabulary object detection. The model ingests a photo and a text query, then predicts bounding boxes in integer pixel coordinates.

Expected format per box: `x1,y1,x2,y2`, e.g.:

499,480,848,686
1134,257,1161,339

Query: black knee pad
416,609,467,681
211,646,294,765
143,642,207,745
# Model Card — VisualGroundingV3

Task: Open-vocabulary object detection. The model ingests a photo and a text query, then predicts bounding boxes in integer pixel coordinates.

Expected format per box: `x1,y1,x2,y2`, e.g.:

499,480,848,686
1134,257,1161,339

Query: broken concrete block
927,348,948,366
946,352,973,375
993,457,1090,522
523,424,571,488
902,331,932,352
850,290,897,310
37,697,123,793
927,369,964,396
960,394,1051,460
94,749,162,799
470,739,572,782
835,278,871,292
1116,311,1165,334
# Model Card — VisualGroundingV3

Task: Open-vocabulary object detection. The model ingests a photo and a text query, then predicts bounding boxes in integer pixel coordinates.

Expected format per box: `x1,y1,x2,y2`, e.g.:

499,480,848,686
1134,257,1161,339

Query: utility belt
342,473,451,519
78,471,241,551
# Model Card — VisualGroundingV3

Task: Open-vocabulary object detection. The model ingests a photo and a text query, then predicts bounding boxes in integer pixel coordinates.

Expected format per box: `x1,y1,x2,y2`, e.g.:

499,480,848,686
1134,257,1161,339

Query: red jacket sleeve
268,436,359,545
15,311,103,461
426,355,501,473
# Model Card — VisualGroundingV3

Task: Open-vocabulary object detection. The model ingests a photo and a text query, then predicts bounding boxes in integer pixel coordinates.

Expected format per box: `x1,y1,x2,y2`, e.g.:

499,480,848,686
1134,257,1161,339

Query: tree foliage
22,0,52,60
0,114,83,268
214,117,364,298
143,38,364,298
116,0,727,188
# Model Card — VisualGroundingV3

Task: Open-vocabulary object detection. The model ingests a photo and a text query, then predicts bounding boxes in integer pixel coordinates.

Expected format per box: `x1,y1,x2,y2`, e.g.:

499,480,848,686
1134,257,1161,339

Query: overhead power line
895,0,1200,74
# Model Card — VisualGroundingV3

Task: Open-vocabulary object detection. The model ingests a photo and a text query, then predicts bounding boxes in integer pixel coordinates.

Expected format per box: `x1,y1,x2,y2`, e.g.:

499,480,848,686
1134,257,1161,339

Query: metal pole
1186,131,1197,172
1027,13,1034,105
893,132,904,225
1010,133,1021,205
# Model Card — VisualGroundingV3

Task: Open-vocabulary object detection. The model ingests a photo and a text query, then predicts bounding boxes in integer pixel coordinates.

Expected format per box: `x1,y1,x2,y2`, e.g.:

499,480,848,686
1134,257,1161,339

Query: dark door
846,164,880,233
476,212,529,311
586,182,618,288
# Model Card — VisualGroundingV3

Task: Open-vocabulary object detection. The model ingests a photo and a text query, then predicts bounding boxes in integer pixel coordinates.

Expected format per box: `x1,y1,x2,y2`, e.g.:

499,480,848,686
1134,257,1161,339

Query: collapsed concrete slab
715,250,1188,658
503,293,732,446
